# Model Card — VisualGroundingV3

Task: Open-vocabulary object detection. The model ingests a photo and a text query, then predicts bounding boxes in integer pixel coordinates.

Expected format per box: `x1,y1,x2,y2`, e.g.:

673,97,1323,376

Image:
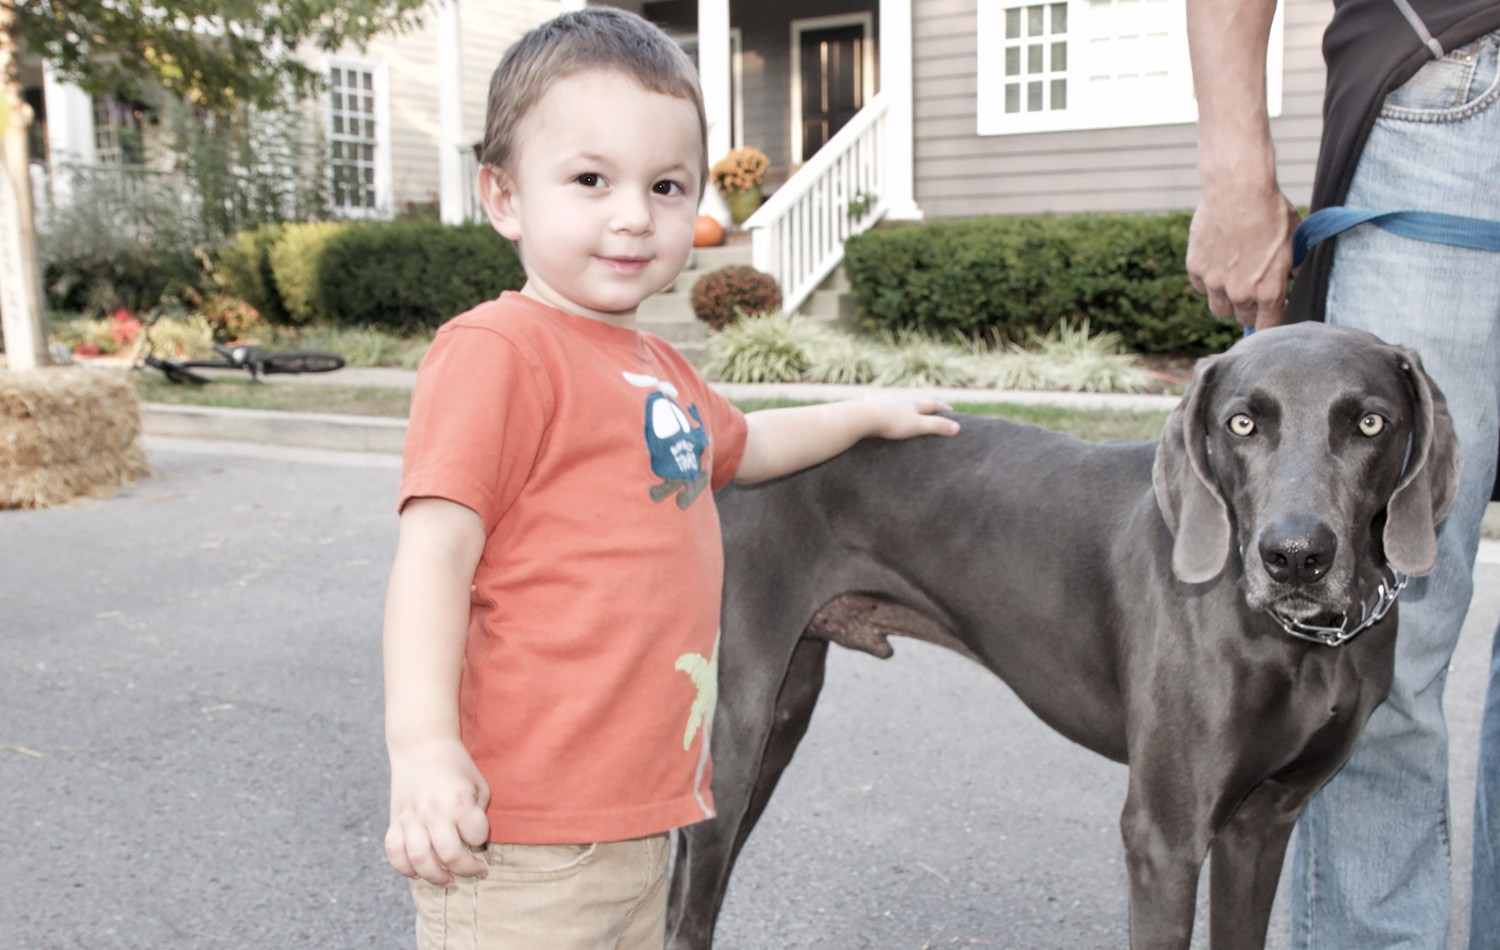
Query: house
604,0,1321,312
25,0,1326,315
26,1,560,222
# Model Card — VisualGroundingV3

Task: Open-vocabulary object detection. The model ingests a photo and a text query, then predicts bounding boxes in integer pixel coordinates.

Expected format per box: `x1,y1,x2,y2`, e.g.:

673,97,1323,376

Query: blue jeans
1290,30,1500,950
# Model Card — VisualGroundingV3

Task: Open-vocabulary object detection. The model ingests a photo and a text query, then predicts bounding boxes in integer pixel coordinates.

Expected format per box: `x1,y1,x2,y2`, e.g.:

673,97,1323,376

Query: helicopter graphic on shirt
624,372,711,509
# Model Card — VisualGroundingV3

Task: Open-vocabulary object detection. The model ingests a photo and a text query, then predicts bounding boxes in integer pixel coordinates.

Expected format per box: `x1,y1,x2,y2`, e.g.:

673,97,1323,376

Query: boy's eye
575,173,603,188
653,179,684,197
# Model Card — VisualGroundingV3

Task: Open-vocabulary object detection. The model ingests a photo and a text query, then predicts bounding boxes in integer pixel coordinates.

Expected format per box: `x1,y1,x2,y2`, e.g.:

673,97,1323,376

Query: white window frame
324,57,393,218
976,0,1283,136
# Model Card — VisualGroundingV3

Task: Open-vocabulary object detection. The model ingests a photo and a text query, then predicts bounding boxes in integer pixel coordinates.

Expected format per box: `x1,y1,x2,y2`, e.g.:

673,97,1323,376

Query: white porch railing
745,90,890,316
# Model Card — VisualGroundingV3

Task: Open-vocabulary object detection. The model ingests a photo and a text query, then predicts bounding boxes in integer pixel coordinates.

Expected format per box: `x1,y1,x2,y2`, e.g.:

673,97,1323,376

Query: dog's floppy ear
1153,354,1232,583
1383,348,1461,576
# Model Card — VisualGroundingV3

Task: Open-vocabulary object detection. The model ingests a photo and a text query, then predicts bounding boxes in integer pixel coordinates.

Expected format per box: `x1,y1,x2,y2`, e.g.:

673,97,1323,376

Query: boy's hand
386,737,491,887
861,394,961,440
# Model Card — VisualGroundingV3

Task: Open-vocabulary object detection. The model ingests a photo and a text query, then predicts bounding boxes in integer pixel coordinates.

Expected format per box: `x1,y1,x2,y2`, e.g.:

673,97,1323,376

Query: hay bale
0,367,148,509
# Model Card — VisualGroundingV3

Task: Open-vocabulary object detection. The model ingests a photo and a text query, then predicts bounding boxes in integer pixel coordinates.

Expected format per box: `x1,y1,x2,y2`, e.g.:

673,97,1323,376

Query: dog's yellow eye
1358,413,1386,437
1228,414,1256,437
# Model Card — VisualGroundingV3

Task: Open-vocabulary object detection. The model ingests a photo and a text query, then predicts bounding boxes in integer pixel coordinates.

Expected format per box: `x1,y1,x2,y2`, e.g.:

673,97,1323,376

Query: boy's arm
383,497,491,886
1184,0,1298,331
734,394,959,484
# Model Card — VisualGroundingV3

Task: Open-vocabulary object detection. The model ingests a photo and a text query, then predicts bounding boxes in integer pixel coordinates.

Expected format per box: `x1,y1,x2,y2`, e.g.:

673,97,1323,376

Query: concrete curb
141,403,406,455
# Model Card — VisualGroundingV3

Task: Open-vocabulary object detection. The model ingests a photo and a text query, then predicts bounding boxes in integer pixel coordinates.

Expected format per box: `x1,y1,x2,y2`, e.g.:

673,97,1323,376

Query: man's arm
383,497,491,886
1185,0,1299,330
734,394,959,484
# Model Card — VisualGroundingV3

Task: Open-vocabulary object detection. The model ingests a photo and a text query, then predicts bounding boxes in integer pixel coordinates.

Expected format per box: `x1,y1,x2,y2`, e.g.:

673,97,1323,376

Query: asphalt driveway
2,437,1494,948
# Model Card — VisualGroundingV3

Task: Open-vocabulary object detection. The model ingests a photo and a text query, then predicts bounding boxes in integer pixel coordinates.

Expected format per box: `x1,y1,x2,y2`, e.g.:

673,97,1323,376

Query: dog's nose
1259,516,1338,586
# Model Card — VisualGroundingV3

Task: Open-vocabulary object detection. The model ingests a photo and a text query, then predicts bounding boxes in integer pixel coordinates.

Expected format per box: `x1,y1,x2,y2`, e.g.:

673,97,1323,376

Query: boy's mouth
599,255,651,275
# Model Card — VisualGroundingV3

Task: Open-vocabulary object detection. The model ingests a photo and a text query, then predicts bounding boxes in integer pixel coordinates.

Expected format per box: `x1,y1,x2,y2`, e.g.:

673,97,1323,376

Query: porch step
639,240,857,366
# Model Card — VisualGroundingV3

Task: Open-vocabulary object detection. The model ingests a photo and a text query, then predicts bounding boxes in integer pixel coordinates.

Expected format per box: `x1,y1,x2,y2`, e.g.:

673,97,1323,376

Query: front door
798,24,865,162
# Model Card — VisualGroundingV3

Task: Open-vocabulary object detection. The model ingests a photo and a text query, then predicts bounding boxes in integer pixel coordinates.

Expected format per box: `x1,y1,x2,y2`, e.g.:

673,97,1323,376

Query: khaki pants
409,834,669,950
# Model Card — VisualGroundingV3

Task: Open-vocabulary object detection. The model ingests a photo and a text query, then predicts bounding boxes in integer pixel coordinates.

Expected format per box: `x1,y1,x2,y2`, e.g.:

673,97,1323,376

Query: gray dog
666,323,1461,950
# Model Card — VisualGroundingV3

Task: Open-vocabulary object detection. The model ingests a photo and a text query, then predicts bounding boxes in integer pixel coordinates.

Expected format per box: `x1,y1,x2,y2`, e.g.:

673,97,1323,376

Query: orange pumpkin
693,214,725,247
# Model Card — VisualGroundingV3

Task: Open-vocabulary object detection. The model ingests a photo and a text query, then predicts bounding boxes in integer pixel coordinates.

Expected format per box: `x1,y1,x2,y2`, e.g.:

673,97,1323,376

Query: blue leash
1239,207,1500,337
1292,206,1500,267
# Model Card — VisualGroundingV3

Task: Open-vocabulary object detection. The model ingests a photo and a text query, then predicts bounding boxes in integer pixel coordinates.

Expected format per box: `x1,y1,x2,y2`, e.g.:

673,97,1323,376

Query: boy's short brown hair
479,7,708,192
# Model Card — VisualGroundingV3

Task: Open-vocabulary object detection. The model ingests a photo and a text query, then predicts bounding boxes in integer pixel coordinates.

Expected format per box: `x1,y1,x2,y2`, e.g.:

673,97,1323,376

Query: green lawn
135,377,1171,443
133,374,414,418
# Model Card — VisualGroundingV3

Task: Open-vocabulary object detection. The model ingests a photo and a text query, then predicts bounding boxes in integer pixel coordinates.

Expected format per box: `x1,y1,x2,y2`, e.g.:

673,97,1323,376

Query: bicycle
131,309,345,385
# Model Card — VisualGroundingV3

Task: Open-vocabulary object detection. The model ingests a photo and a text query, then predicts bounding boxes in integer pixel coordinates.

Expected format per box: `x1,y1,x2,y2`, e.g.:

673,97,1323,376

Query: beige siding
327,0,558,214
912,0,1331,219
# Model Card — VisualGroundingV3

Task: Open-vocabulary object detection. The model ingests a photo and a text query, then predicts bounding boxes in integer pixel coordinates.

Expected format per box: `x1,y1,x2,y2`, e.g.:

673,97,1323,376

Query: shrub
38,171,208,313
215,225,290,324
246,219,524,330
305,220,525,332
843,212,1239,356
690,266,782,330
266,221,353,325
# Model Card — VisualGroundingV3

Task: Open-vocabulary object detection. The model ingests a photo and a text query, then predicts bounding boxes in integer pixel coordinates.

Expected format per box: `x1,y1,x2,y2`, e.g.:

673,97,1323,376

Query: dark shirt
1288,0,1500,323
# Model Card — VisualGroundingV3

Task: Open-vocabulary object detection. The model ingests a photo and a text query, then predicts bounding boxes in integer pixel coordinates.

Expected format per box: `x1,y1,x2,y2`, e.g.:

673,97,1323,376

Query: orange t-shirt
398,292,748,845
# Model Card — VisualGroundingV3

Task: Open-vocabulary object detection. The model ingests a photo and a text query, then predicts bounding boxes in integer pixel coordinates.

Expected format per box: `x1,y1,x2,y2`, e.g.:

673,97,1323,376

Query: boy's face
481,69,704,326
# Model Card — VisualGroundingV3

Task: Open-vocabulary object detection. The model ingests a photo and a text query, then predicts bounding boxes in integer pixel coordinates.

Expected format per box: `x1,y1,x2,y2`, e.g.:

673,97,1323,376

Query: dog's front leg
1206,777,1303,950
1120,781,1212,949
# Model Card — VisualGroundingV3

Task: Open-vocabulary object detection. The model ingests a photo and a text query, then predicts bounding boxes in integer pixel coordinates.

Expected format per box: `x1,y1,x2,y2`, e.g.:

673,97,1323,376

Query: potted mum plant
711,146,770,225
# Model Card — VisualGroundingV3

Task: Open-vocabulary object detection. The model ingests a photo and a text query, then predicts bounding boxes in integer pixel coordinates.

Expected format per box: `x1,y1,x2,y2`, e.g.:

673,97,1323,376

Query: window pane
1051,3,1068,32
1028,43,1044,74
1006,83,1021,113
1052,41,1067,70
1090,0,1113,35
1006,46,1021,76
1091,36,1113,74
1006,7,1021,38
1028,5,1044,36
1028,79,1043,111
1146,0,1171,31
1050,78,1067,109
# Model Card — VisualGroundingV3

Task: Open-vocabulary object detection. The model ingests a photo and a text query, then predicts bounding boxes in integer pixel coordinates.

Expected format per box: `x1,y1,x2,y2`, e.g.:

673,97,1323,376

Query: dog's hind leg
666,635,831,949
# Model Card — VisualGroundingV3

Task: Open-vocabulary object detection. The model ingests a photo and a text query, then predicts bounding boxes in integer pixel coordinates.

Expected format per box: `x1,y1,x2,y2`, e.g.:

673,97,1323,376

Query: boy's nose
609,192,655,235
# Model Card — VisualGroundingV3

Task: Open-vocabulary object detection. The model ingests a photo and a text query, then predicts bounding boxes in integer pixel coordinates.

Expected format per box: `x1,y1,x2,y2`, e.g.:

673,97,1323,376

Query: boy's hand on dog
386,737,491,886
863,394,961,440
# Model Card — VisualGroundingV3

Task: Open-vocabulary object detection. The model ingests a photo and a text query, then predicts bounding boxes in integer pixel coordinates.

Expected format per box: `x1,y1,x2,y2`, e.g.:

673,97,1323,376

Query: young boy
382,8,958,947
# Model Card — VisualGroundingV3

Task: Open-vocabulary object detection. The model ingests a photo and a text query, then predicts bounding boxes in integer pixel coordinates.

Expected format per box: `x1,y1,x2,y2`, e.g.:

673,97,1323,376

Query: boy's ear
478,165,522,242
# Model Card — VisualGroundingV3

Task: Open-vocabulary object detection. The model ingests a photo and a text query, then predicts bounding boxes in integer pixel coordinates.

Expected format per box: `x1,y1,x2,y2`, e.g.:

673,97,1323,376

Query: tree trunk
0,8,53,370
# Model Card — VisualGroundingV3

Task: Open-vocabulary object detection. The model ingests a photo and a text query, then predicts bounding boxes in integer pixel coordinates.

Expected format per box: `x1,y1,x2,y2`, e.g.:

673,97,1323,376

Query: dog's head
1152,323,1461,620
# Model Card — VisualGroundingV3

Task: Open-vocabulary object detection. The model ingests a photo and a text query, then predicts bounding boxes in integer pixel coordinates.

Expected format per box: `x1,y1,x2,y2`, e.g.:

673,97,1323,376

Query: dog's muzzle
1266,564,1407,647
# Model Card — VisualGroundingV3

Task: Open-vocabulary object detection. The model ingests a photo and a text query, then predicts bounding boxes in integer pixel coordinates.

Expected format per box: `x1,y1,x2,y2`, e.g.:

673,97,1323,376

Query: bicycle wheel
145,354,210,386
258,351,346,375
